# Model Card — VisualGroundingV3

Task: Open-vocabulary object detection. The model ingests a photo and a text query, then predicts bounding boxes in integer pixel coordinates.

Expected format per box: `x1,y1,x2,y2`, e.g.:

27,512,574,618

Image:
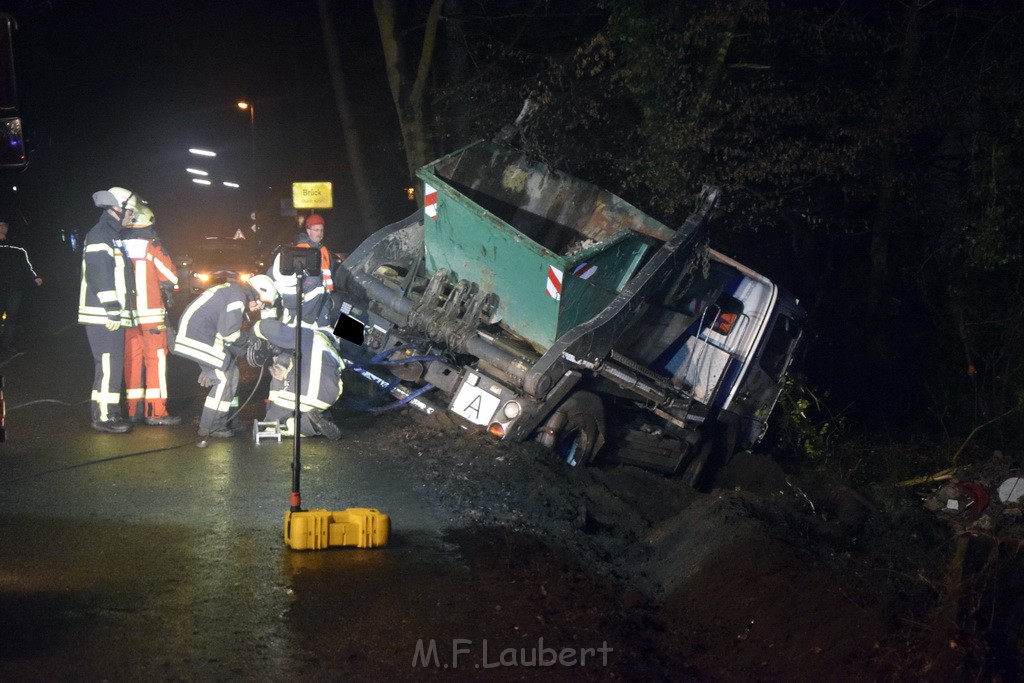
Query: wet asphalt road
0,285,640,681
0,311,461,680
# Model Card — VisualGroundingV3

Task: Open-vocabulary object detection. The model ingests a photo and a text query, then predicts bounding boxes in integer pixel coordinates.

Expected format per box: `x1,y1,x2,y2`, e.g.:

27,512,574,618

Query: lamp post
237,100,257,241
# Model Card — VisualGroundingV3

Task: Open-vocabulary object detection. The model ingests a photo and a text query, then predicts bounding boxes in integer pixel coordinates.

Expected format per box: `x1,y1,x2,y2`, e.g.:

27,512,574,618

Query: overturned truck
335,141,805,487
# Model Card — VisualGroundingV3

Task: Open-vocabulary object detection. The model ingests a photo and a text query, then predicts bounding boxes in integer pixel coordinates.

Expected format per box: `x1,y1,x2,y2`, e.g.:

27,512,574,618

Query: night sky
0,0,408,261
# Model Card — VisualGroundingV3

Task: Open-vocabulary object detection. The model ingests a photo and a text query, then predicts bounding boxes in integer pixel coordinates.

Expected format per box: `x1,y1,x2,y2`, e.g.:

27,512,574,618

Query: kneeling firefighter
172,274,278,437
251,317,344,440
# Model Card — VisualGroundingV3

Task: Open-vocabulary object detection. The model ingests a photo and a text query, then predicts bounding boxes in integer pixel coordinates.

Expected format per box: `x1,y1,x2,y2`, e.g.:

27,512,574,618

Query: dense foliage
384,0,1024,455
371,7,1024,674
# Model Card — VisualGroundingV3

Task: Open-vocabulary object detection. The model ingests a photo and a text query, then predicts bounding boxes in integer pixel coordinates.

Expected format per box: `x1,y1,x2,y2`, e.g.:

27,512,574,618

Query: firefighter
268,213,334,330
252,315,344,440
122,205,181,425
172,274,277,438
79,187,140,433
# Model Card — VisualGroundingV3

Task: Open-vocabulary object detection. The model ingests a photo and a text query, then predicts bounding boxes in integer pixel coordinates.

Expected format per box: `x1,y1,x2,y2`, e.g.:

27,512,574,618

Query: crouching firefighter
251,317,344,440
172,274,278,438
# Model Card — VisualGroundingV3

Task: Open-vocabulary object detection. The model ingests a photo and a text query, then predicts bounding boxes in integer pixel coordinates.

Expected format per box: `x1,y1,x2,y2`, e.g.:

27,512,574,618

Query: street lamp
237,100,257,240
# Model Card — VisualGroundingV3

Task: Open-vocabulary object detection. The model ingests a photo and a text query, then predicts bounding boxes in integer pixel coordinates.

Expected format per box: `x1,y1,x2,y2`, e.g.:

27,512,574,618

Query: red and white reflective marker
573,262,597,280
546,265,563,300
424,183,438,220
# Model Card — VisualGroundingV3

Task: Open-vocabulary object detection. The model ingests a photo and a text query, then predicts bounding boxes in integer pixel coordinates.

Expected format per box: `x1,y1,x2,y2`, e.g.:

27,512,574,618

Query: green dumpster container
417,141,675,350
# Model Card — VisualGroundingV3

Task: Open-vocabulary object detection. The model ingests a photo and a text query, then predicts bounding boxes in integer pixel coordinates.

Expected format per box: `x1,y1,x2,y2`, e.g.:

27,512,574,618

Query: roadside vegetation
321,1,1024,677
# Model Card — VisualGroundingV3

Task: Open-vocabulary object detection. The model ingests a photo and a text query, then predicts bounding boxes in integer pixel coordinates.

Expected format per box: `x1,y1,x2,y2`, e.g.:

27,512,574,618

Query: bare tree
374,0,445,182
318,0,381,239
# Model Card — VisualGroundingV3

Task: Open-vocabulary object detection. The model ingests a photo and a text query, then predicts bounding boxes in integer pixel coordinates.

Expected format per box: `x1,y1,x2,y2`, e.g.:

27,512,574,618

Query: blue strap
343,347,443,413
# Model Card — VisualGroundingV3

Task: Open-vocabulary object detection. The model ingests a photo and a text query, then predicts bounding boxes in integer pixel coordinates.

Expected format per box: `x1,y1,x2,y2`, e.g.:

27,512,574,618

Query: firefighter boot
198,428,235,438
92,418,133,434
145,415,182,426
308,410,342,441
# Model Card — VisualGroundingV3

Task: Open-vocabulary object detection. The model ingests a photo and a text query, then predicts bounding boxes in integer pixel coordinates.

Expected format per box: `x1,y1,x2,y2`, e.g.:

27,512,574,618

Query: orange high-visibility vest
296,243,334,292
123,236,178,328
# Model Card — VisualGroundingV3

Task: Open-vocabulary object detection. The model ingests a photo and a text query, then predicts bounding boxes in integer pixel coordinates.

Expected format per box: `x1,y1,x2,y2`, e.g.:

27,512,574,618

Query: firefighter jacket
123,228,178,329
172,282,250,370
269,233,334,328
253,318,344,412
78,211,136,327
0,241,39,291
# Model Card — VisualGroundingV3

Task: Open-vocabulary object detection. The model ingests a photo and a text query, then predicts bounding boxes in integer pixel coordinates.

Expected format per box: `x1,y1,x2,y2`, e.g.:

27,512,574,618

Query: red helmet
305,214,324,228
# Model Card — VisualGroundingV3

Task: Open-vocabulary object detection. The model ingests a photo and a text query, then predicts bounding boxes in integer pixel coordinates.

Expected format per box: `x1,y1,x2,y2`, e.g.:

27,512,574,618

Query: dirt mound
340,402,1024,679
377,411,871,598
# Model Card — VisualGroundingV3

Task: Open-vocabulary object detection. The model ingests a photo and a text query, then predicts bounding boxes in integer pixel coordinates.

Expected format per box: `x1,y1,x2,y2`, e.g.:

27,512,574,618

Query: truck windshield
664,260,732,319
760,313,802,381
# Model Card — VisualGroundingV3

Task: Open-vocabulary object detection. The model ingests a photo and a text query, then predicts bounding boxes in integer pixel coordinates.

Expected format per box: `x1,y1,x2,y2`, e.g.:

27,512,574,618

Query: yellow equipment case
284,507,390,550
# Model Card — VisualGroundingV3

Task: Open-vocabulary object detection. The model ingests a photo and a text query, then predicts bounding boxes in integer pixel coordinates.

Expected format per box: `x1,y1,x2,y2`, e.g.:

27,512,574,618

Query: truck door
728,296,805,448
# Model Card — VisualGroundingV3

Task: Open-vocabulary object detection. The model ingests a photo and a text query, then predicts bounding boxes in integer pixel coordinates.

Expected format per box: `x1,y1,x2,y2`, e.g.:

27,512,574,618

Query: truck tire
680,418,739,491
553,391,605,468
678,436,713,489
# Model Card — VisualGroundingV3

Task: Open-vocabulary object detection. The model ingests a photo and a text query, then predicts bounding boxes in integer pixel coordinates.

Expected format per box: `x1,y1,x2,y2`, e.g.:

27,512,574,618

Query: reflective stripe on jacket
269,242,331,329
123,234,178,328
78,212,135,327
172,283,247,369
253,319,344,411
0,243,39,290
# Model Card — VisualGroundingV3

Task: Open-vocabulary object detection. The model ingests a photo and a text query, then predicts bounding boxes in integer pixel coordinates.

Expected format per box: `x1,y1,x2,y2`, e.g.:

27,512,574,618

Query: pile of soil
344,403,1012,680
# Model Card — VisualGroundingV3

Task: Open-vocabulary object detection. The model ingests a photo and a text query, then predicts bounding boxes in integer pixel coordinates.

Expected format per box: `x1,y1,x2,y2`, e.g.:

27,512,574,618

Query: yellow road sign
292,182,333,209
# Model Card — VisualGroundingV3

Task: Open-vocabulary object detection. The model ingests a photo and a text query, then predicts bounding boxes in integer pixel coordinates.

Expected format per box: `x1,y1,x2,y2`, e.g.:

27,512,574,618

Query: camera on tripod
278,246,321,277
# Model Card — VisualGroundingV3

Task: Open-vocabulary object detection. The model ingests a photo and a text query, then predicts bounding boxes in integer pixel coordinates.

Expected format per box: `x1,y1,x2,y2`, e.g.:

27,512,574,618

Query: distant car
179,238,267,295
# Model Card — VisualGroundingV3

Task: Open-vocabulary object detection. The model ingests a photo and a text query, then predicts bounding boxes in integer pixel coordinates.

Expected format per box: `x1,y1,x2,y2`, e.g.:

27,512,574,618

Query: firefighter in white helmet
122,204,182,426
172,273,278,437
79,187,140,433
251,303,345,441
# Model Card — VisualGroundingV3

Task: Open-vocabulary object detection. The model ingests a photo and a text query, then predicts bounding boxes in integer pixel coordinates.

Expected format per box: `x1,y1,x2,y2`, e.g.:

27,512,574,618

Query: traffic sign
292,182,333,209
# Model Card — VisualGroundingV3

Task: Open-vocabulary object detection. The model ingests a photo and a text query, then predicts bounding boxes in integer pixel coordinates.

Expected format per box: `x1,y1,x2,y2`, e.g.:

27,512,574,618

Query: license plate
450,380,501,426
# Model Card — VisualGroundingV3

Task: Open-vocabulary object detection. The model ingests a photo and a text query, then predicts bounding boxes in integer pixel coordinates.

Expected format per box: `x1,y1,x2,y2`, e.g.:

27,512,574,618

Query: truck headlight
502,401,521,419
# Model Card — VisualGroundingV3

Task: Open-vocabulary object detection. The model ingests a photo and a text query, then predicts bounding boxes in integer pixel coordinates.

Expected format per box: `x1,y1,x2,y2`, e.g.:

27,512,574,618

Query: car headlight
238,272,253,282
194,272,210,283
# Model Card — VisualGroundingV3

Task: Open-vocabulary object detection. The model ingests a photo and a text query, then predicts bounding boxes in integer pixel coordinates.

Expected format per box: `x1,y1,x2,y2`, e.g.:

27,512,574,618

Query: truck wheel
557,413,599,467
553,392,605,468
679,437,713,488
680,419,739,491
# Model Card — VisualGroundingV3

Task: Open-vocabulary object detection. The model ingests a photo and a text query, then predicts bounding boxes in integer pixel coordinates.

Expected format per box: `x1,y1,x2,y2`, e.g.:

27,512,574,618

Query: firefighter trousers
198,362,239,434
263,372,342,436
265,402,318,436
85,324,126,423
124,326,171,419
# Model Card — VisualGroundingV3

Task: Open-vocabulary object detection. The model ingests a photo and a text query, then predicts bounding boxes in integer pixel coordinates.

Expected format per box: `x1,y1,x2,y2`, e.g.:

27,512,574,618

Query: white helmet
126,204,155,228
92,190,119,208
247,274,278,304
108,187,144,212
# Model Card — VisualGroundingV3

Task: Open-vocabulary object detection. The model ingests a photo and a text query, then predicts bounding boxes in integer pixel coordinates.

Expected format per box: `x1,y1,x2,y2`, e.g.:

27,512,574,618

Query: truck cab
334,140,805,486
607,249,804,475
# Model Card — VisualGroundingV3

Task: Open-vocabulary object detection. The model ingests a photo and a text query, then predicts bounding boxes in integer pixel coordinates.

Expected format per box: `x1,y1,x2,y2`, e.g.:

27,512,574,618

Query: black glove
226,329,254,358
160,282,175,309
